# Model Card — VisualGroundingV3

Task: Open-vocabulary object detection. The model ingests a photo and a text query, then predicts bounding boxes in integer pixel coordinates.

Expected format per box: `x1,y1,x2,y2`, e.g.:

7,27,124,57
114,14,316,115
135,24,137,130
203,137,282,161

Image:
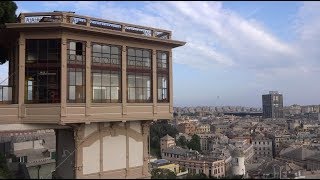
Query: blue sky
1,1,320,107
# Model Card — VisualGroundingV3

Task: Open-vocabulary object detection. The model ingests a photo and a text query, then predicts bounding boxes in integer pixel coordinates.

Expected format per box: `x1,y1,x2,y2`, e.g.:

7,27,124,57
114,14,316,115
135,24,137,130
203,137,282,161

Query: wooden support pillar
61,36,67,118
142,121,151,176
122,45,127,115
85,41,91,117
18,32,25,119
152,49,157,114
169,50,173,113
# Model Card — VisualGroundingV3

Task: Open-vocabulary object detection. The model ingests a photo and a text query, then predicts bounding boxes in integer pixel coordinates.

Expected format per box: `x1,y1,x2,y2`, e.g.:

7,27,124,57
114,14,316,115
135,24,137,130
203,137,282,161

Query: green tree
176,136,188,148
0,1,18,64
150,120,179,158
185,172,208,179
0,153,12,179
187,134,201,152
151,168,177,179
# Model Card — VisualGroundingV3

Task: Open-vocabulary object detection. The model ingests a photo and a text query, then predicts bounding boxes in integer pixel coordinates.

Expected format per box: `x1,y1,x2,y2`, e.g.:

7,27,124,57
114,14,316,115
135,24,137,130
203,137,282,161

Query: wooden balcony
0,101,172,125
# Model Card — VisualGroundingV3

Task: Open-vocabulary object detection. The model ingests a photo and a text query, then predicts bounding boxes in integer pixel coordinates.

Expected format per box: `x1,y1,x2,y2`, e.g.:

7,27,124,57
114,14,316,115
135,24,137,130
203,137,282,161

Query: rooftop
3,11,186,48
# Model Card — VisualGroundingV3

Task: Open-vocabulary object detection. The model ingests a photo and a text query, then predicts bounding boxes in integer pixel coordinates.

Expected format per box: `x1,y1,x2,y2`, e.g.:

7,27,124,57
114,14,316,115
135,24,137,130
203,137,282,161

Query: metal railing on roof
17,12,172,40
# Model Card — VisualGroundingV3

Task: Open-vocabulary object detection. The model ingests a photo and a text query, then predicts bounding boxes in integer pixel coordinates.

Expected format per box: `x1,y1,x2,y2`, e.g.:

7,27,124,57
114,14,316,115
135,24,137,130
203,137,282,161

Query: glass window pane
102,45,110,54
69,71,76,85
93,52,101,58
101,87,109,100
76,55,83,61
93,73,102,86
161,53,167,60
93,87,101,100
136,88,142,100
128,88,135,100
111,46,119,54
128,48,135,56
111,55,119,65
93,44,101,53
0,89,2,101
147,89,151,100
143,50,150,58
128,75,135,87
101,57,110,64
69,86,75,100
158,89,162,100
111,87,119,100
136,76,143,87
76,71,83,85
163,89,167,99
111,74,119,86
93,57,100,63
162,77,167,88
102,73,110,86
136,50,142,57
158,76,162,88
69,42,76,50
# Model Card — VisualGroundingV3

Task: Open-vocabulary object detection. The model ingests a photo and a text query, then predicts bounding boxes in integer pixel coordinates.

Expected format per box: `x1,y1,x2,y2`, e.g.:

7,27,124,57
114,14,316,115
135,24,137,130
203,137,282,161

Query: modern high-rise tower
262,91,284,119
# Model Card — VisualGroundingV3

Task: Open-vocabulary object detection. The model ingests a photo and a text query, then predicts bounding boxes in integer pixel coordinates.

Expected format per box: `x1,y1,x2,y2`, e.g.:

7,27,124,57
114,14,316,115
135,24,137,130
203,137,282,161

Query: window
19,156,28,163
25,39,61,103
67,41,86,103
91,43,121,103
127,47,152,103
157,51,169,102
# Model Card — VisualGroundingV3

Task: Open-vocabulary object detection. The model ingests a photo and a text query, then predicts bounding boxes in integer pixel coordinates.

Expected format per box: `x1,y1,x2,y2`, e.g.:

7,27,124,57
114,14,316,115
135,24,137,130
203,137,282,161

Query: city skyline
1,1,320,107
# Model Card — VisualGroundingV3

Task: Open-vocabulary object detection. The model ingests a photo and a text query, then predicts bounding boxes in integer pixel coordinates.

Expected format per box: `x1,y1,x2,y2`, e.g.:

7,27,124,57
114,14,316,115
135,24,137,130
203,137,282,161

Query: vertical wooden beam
18,32,25,119
61,35,67,119
99,123,103,177
85,41,91,118
125,122,129,177
122,45,127,115
152,49,157,115
169,50,173,113
15,41,19,104
142,121,151,176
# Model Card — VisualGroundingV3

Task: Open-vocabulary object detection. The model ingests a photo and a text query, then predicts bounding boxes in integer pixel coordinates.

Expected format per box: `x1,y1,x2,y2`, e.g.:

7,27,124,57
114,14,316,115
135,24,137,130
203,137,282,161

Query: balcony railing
18,12,171,40
0,86,12,104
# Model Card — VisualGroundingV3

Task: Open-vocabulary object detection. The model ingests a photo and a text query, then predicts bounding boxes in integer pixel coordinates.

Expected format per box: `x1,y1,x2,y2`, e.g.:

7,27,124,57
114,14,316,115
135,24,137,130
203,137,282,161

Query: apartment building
162,147,225,178
177,123,196,135
252,136,273,158
195,124,211,134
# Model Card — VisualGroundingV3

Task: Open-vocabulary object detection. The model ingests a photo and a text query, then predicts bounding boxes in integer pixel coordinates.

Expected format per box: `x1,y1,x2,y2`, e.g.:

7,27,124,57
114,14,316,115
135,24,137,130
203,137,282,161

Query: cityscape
0,1,320,180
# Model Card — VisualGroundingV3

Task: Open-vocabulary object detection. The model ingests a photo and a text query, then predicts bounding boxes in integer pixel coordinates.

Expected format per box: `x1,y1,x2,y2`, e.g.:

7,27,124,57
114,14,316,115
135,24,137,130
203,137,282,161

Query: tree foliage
0,1,18,64
151,168,176,179
0,1,17,26
150,120,179,158
185,172,208,179
0,153,12,179
176,135,188,148
187,134,201,152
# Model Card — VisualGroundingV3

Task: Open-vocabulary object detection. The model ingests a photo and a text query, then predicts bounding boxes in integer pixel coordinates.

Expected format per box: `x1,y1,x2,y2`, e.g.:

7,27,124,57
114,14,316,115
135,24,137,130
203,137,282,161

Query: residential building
162,147,225,178
160,134,176,154
177,123,196,135
195,124,210,134
262,91,284,119
252,136,273,158
0,11,185,179
229,139,254,162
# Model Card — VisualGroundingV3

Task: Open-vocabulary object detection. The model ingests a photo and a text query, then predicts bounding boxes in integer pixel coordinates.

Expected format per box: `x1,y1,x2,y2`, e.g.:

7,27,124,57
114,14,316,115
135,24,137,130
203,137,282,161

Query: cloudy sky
1,1,320,107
